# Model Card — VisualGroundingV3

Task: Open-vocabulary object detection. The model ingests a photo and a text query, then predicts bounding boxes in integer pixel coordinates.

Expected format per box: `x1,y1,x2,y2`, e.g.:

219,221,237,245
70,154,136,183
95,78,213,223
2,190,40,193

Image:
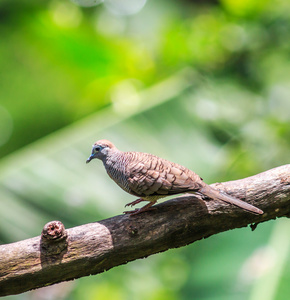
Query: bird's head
86,139,116,163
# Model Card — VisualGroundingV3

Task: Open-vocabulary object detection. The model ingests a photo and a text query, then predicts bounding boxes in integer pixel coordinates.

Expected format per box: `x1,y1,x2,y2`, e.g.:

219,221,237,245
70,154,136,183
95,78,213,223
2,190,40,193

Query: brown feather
87,140,264,215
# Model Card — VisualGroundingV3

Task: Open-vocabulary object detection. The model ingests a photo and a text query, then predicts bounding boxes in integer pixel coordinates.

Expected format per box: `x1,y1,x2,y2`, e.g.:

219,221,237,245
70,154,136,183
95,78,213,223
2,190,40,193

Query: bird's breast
103,157,131,193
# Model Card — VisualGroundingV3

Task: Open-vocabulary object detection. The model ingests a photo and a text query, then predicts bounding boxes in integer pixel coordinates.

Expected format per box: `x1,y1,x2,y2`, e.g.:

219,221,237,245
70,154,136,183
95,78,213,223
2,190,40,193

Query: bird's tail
199,183,263,215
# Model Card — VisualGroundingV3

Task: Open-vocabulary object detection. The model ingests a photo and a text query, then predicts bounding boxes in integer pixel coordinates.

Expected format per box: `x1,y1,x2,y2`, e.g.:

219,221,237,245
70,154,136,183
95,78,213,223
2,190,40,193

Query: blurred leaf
1,0,290,299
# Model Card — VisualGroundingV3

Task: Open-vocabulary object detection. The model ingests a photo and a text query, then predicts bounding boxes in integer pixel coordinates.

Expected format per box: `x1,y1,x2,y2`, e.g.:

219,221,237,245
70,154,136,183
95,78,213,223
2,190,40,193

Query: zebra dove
86,139,263,216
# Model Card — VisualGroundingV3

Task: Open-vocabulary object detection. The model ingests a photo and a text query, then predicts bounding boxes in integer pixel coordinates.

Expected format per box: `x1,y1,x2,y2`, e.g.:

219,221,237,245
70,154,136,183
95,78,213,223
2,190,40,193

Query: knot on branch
41,221,68,256
42,221,66,240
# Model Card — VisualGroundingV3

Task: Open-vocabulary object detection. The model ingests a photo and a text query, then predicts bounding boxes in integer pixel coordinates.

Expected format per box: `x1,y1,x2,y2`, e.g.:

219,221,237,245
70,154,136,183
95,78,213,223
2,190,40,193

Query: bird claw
123,205,157,216
124,199,144,208
123,209,155,216
123,208,139,214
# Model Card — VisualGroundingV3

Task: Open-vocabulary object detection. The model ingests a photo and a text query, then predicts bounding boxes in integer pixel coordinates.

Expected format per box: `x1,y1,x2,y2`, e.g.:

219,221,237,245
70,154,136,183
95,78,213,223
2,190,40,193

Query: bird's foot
124,198,146,208
123,208,140,215
123,207,156,216
123,201,157,216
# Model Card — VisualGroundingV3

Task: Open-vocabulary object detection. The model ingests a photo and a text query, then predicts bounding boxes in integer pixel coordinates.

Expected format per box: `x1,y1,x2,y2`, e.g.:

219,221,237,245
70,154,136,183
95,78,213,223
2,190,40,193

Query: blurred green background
0,0,290,299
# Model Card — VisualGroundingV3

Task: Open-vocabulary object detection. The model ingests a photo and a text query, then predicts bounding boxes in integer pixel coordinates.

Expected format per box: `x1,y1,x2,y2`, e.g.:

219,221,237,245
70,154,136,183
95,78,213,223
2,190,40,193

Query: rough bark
0,165,290,296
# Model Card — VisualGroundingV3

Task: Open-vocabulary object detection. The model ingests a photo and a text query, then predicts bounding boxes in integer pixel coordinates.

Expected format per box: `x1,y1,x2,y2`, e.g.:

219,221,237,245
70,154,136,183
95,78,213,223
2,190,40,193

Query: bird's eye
95,146,101,152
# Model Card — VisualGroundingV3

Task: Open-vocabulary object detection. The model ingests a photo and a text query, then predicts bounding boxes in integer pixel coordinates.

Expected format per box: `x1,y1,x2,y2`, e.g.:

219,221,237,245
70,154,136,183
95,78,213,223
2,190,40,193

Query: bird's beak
86,154,94,164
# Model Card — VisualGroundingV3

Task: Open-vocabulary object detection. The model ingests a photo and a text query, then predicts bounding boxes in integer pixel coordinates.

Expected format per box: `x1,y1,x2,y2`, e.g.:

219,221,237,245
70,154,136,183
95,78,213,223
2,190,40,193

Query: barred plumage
86,139,263,216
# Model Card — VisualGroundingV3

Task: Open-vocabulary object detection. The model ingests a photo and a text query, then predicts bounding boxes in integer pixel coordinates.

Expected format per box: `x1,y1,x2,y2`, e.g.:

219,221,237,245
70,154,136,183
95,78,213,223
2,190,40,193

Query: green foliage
1,0,290,299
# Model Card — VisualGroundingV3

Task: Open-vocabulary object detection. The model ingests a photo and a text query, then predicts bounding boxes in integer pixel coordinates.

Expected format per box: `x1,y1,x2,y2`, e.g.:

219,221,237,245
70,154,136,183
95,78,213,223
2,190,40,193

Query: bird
86,139,263,216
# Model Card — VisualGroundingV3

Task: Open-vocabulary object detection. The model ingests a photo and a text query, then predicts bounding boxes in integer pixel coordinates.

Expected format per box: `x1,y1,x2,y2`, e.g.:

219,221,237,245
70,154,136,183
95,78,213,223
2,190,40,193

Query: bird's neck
103,150,125,175
102,151,131,192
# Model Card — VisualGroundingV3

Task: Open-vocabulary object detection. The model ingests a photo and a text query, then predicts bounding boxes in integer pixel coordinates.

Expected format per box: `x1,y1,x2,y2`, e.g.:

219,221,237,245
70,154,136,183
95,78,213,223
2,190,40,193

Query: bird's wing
127,153,202,197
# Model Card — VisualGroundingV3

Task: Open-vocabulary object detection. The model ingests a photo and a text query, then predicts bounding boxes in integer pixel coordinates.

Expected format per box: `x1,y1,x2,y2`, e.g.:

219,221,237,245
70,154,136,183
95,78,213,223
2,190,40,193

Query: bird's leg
125,198,146,207
123,200,157,215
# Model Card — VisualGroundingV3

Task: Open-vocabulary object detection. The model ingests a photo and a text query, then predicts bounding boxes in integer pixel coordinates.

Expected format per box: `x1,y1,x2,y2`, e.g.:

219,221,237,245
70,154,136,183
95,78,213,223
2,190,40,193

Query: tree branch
1,165,290,296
